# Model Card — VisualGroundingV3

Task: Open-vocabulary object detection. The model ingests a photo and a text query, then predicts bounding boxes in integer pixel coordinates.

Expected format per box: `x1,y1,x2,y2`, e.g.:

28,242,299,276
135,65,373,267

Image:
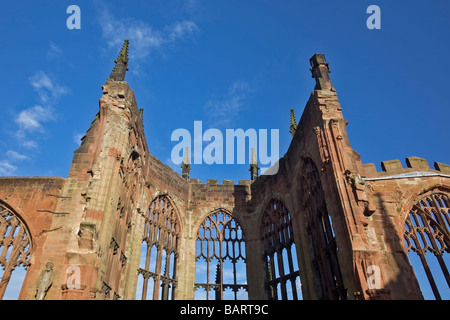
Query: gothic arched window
194,210,247,300
137,195,180,300
300,157,346,300
404,192,450,300
0,202,31,300
261,198,301,300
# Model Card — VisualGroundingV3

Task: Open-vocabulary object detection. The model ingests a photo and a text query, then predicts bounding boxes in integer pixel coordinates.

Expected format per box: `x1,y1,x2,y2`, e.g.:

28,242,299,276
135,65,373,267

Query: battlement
362,156,450,178
188,178,252,186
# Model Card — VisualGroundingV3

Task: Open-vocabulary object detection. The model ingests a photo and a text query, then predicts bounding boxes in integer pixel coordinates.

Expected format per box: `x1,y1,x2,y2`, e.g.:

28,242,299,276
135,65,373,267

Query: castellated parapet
363,156,450,177
0,46,448,301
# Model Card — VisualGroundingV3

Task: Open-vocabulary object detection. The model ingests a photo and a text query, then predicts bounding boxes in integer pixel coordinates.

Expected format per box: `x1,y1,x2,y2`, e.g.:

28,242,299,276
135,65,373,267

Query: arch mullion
161,248,171,300
435,253,450,288
275,248,287,300
419,250,442,300
268,252,277,299
152,245,163,300
218,237,223,300
287,246,299,300
430,196,450,235
0,265,12,300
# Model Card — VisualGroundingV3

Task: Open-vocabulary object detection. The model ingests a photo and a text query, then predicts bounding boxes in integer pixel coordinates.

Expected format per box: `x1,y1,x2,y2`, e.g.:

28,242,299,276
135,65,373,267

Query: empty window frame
261,198,301,300
404,193,450,300
194,210,247,300
137,195,180,300
0,203,31,300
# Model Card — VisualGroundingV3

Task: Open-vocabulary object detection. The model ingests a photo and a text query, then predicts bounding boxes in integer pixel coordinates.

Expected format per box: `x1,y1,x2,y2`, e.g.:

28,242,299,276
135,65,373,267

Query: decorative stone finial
310,53,333,91
249,147,259,182
109,40,129,81
289,109,298,138
181,147,191,180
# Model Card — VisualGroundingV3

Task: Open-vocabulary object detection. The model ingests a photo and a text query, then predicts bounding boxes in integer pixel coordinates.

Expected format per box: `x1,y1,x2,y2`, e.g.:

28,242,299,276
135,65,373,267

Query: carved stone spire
309,53,333,91
181,147,191,180
109,40,129,81
289,108,297,138
214,263,221,300
249,147,259,182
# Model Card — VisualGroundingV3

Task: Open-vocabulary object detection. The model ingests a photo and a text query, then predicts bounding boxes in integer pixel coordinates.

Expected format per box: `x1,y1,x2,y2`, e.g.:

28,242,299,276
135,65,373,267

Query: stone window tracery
0,203,31,300
261,198,301,300
404,192,450,300
194,209,247,300
137,195,180,300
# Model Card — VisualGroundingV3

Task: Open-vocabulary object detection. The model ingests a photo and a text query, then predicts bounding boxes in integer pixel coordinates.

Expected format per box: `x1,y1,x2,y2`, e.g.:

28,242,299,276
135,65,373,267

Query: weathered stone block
405,157,430,171
381,159,403,173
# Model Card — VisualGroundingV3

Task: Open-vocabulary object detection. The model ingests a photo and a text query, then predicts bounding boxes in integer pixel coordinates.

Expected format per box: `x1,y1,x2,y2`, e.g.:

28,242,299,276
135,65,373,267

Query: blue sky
0,0,449,299
1,0,449,183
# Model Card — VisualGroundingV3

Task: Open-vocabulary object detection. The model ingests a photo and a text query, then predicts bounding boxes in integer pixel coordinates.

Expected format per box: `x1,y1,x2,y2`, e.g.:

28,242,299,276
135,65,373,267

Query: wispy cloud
97,4,198,73
166,20,198,42
0,151,29,176
28,71,69,105
203,81,252,128
47,41,62,59
13,71,68,152
0,160,17,176
3,71,68,175
6,150,30,161
15,105,54,133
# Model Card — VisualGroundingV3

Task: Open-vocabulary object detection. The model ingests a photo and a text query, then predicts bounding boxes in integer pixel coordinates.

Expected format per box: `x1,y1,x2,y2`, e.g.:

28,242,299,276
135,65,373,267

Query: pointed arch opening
261,198,302,300
194,209,248,300
136,195,181,300
404,192,450,300
0,202,32,300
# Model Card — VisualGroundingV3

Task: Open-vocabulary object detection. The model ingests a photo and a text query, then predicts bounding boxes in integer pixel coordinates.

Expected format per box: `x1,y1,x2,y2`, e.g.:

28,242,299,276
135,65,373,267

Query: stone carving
35,262,55,300
78,228,94,250
314,126,330,166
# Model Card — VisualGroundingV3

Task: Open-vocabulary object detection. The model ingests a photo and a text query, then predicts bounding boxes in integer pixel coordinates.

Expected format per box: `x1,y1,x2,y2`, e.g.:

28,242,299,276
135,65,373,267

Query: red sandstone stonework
0,53,448,300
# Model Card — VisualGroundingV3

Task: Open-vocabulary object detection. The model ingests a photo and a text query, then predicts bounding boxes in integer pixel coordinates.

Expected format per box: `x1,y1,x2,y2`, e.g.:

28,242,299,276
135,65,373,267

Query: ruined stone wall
250,87,363,300
357,157,450,299
1,53,449,301
0,177,65,299
174,179,252,299
6,78,161,300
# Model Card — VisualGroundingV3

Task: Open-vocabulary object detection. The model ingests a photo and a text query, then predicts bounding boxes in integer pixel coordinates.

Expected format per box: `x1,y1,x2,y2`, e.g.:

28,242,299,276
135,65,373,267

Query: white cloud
97,5,198,71
203,81,252,127
20,140,38,150
12,71,68,149
166,20,198,42
47,41,62,59
0,160,17,176
15,105,54,132
28,71,69,105
0,151,29,176
6,150,29,161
